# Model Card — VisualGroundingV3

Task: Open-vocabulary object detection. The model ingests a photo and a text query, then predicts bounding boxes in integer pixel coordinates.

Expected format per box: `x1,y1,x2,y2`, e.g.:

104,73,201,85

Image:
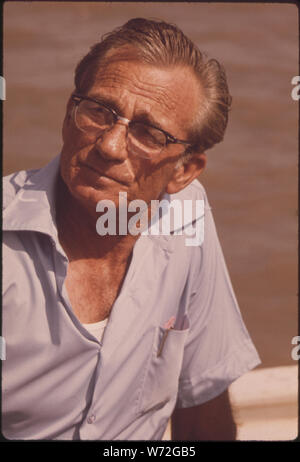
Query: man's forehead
87,58,201,133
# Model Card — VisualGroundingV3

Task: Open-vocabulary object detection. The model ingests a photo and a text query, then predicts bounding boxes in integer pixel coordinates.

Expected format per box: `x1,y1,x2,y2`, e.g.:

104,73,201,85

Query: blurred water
3,2,298,367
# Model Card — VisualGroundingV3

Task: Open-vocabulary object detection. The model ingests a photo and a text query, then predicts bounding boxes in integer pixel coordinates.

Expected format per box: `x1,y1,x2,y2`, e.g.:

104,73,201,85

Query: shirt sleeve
175,188,261,409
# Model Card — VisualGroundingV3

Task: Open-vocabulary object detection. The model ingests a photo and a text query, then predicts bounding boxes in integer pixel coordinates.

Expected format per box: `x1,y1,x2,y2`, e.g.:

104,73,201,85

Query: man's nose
94,123,128,162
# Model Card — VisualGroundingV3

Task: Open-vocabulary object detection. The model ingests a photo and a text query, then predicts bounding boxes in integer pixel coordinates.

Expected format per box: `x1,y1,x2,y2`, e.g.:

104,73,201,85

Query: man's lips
79,162,131,186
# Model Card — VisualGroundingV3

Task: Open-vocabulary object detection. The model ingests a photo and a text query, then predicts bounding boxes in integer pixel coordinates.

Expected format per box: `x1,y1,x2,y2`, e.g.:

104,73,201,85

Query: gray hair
74,18,232,156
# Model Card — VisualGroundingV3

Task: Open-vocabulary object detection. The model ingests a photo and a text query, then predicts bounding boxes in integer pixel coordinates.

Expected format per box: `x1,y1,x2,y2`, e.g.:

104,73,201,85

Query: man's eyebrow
133,111,167,133
87,93,122,114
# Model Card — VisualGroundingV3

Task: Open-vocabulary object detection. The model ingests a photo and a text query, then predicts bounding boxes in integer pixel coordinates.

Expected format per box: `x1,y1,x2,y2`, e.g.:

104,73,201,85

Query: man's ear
166,152,207,194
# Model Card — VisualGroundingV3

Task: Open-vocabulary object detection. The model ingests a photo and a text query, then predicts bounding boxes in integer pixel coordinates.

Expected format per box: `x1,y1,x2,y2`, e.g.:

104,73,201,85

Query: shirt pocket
136,315,190,415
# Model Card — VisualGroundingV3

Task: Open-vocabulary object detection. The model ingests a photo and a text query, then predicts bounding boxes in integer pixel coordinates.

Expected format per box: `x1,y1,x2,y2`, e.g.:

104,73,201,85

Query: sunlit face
60,57,201,214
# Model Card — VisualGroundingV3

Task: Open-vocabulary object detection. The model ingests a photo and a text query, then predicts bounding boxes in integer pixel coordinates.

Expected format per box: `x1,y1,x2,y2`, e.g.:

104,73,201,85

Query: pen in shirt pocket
157,316,176,357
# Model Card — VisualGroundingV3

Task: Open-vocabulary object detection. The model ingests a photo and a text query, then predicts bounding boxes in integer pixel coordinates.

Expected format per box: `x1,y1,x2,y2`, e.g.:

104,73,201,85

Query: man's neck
55,176,139,264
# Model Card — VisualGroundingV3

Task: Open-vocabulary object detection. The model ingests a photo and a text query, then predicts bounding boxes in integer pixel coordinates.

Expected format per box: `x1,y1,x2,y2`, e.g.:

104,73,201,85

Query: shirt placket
50,237,105,437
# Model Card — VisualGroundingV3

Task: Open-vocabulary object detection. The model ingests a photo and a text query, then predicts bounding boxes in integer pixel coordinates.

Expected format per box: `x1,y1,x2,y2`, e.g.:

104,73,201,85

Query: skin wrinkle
94,77,177,114
80,49,182,113
89,79,176,115
89,63,194,122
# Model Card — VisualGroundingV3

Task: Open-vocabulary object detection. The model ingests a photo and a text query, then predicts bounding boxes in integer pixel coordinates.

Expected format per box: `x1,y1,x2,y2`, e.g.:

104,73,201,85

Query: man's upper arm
169,184,259,439
171,389,237,441
173,186,260,411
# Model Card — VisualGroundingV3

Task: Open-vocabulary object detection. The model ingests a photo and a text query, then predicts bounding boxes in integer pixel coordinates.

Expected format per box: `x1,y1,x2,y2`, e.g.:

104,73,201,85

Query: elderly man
2,18,260,440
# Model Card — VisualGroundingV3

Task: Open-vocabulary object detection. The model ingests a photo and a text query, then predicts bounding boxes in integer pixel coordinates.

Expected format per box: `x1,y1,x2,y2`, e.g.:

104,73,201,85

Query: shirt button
87,414,96,424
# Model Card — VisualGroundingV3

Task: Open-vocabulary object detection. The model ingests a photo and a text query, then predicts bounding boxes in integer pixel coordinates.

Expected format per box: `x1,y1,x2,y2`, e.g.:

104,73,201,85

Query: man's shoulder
3,167,41,210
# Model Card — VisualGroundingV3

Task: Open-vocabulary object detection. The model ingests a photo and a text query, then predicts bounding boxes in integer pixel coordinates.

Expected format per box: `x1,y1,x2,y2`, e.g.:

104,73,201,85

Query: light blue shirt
2,154,261,440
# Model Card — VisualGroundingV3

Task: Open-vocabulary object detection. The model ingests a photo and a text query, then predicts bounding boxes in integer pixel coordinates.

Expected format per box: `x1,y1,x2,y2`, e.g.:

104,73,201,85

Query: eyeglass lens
75,99,166,155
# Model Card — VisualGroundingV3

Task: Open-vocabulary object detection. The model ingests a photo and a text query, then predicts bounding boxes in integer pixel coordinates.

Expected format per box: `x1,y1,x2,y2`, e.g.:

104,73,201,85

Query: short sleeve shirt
2,154,261,440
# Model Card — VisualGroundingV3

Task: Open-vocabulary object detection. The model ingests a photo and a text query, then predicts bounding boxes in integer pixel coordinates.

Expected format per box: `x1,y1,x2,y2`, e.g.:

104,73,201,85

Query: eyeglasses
71,94,193,158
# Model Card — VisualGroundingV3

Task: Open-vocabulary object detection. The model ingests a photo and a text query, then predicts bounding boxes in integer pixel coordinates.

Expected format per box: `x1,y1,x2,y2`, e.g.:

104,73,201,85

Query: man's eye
87,104,113,124
89,105,107,115
94,106,107,113
131,123,165,148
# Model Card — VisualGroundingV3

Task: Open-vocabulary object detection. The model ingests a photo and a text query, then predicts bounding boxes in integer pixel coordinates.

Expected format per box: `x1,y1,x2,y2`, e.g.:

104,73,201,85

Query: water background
3,2,298,368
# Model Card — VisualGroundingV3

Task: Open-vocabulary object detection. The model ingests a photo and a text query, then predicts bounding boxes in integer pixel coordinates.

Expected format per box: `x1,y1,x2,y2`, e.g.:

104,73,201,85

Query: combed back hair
74,17,232,154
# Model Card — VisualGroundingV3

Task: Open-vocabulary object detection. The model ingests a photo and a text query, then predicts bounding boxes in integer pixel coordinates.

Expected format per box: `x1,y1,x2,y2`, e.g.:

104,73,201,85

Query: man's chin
71,182,124,211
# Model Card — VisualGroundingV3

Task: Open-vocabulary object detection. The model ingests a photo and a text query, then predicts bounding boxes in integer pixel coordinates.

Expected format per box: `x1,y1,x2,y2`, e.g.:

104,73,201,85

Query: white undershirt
82,318,109,343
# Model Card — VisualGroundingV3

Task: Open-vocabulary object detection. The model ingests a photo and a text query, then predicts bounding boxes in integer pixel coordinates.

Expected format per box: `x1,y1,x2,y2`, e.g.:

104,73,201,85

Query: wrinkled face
60,57,201,214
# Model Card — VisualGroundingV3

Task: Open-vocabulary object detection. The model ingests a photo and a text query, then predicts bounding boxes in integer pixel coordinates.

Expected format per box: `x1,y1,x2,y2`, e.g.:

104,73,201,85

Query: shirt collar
144,182,205,252
3,154,61,239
